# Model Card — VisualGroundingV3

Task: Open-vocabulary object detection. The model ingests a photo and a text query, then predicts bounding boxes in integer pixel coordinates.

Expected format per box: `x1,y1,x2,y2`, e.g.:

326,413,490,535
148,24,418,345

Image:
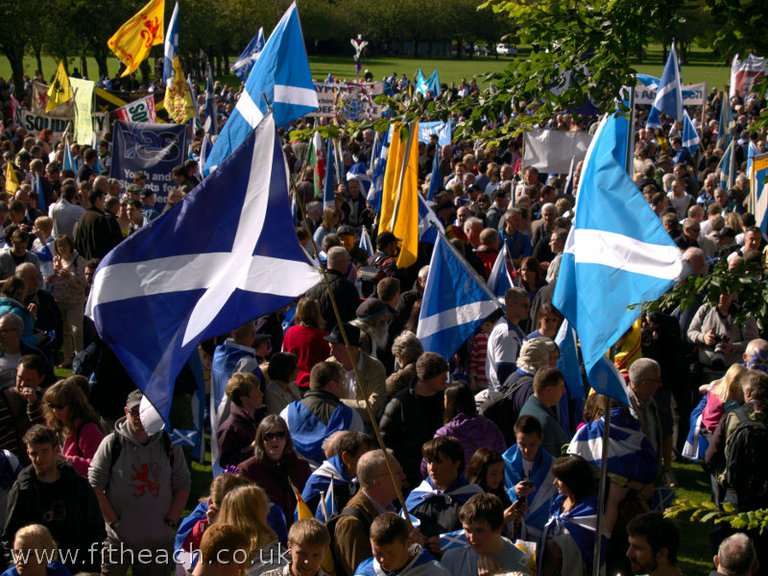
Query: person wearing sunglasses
236,415,310,527
42,376,104,478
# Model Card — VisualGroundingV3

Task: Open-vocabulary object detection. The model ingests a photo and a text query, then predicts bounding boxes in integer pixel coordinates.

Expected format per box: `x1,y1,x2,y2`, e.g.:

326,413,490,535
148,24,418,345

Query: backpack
724,407,768,510
105,431,175,489
326,506,370,576
480,374,534,444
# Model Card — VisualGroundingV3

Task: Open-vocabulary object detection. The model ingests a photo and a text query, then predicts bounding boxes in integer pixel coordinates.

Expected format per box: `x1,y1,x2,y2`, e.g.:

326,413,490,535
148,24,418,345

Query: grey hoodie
88,416,191,547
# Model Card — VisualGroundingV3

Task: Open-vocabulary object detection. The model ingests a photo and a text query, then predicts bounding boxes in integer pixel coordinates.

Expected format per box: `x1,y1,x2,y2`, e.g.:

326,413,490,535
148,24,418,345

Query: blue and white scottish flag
203,67,218,137
682,109,700,154
205,2,317,173
163,2,180,84
417,232,500,360
646,42,684,128
417,194,443,244
231,27,266,82
486,244,513,300
552,113,684,400
86,113,320,425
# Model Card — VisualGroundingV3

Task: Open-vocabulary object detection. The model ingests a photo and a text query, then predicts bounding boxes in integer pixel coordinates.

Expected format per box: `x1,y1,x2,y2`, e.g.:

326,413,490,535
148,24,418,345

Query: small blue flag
163,2,180,84
231,27,266,82
646,42,684,128
416,232,500,359
486,244,513,299
681,110,700,154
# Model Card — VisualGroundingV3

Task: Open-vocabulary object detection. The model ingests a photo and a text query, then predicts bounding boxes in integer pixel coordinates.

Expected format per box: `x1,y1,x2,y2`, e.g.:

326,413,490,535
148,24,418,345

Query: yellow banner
70,78,95,144
108,0,165,77
46,61,73,113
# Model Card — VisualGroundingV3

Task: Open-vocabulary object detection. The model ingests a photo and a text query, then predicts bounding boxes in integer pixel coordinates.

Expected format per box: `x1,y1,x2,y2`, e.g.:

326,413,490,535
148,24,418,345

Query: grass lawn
1,50,729,92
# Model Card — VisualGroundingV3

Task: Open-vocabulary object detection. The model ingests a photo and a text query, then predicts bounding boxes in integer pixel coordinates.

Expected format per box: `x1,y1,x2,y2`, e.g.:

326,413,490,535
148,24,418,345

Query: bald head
716,533,757,576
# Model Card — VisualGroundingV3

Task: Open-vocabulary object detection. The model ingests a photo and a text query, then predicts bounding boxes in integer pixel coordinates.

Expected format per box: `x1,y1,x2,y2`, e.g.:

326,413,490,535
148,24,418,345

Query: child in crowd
355,513,446,576
263,518,330,576
502,415,556,540
440,493,529,576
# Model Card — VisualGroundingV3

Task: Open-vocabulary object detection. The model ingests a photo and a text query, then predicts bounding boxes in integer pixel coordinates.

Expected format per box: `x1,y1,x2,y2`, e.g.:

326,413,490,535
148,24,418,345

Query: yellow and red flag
108,0,165,77
46,60,73,113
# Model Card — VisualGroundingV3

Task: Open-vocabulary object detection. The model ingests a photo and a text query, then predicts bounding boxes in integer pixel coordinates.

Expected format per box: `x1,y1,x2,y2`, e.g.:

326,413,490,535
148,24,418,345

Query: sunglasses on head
264,431,287,442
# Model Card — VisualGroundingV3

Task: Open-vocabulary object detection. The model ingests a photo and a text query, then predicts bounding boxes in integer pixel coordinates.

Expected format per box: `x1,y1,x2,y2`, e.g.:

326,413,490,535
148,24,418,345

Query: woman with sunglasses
42,377,104,477
236,415,310,526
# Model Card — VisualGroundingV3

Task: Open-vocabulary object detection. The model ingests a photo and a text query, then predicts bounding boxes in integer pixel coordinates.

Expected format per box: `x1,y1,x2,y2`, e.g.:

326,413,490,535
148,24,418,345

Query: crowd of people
0,67,764,576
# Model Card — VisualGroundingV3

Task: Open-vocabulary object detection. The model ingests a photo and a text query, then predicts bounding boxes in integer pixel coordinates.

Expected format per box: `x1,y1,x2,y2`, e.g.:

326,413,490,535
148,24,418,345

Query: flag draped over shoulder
86,114,319,424
205,2,317,173
417,233,500,360
108,0,165,78
46,61,73,113
646,42,683,128
552,113,684,402
378,122,419,268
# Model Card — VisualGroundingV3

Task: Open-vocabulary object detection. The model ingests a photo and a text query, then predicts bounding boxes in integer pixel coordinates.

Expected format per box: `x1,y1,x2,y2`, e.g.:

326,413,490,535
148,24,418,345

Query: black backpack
725,407,768,510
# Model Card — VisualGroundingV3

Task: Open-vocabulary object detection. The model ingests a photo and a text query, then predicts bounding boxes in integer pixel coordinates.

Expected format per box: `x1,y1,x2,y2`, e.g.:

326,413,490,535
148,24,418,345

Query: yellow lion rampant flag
46,61,73,113
5,162,19,194
164,57,195,124
108,0,165,77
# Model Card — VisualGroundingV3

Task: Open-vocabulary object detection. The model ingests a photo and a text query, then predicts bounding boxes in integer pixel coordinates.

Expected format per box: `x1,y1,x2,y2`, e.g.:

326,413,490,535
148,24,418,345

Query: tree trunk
81,54,89,79
140,59,151,86
94,46,109,79
33,46,43,76
1,44,26,99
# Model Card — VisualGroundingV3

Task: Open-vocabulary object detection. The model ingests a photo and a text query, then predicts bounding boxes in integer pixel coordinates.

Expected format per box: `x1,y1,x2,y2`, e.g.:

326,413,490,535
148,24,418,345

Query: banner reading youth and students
110,121,187,210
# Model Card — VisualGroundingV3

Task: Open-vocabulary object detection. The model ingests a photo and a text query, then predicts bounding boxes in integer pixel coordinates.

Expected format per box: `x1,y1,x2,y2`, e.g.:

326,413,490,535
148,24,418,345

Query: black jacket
306,269,359,331
3,462,104,570
379,386,444,490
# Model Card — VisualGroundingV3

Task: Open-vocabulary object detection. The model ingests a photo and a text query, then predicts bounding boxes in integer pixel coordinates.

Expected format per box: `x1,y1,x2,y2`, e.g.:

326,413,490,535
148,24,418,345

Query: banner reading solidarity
16,108,108,139
110,121,187,211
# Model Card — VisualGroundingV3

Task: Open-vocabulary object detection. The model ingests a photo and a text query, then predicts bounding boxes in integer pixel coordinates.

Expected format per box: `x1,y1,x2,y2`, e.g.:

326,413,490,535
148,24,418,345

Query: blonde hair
34,216,53,236
712,364,747,403
217,485,277,554
13,524,58,561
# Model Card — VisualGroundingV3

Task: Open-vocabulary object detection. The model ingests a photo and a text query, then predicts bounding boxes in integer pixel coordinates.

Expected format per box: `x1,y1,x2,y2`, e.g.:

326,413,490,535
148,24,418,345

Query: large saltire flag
553,112,685,403
108,0,165,78
378,122,419,268
86,113,319,425
205,2,318,173
417,232,500,360
46,61,73,113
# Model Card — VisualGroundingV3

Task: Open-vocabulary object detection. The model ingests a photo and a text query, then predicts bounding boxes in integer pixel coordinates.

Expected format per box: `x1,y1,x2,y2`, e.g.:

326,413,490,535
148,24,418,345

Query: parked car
474,44,490,56
495,43,518,56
